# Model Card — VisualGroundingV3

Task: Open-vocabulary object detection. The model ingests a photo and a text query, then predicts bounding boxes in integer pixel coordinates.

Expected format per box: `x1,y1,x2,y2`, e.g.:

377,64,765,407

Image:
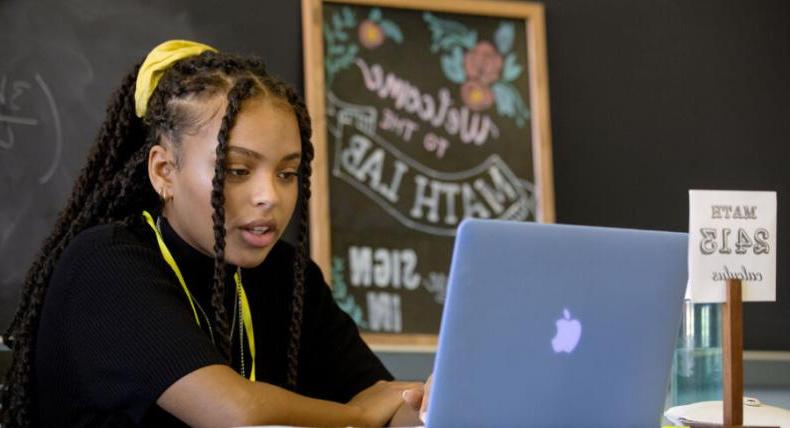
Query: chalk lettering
366,292,402,332
410,175,497,223
423,132,449,158
348,246,421,289
356,58,500,146
474,166,518,213
379,108,419,141
342,134,409,203
333,128,532,235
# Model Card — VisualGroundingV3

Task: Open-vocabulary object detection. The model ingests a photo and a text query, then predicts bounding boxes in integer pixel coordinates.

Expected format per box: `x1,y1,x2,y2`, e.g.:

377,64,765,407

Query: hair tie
134,39,218,118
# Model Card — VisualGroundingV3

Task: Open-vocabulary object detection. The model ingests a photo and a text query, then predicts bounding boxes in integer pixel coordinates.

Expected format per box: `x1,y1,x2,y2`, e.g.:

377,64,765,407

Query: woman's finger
401,388,423,410
419,374,433,422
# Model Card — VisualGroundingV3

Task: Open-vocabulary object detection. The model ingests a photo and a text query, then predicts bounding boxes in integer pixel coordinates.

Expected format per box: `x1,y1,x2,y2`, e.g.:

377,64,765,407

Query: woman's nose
251,175,279,210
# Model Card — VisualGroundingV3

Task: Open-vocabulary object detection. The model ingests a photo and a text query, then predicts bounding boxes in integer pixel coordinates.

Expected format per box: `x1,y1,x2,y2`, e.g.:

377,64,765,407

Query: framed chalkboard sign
302,0,554,348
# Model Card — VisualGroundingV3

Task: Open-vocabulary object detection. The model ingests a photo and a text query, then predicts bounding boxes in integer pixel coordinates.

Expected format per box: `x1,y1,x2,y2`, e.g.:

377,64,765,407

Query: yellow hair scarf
134,39,218,118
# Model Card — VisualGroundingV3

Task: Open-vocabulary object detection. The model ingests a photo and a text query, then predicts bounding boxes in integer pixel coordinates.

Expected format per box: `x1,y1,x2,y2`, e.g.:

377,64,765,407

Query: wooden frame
302,0,554,349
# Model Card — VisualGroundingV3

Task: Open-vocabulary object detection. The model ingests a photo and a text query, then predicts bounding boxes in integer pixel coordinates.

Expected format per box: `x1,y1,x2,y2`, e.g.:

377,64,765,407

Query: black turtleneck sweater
33,218,392,427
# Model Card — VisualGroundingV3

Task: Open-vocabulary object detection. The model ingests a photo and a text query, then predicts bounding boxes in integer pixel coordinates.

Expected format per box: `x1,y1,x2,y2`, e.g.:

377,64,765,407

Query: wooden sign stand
721,278,779,428
722,278,744,428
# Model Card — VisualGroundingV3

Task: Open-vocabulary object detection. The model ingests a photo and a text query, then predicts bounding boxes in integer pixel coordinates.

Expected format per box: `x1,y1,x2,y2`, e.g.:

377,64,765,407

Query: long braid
3,65,145,340
210,69,314,390
1,63,154,428
290,102,314,390
0,54,221,427
262,78,315,390
210,78,257,360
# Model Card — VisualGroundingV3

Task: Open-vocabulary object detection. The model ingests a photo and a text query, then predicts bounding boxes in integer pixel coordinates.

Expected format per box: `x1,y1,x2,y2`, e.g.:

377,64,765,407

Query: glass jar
669,301,723,406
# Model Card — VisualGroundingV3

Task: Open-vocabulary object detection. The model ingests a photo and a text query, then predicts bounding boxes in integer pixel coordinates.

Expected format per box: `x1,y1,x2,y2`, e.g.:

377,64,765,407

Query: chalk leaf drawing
325,7,403,87
424,13,530,127
331,256,368,327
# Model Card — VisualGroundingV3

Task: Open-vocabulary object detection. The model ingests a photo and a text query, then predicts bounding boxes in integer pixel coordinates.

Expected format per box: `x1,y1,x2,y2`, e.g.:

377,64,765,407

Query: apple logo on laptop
551,308,582,353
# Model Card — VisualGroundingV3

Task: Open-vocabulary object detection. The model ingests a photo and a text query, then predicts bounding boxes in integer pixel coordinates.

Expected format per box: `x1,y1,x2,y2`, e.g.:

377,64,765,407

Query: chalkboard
302,0,554,347
0,0,303,331
2,1,789,353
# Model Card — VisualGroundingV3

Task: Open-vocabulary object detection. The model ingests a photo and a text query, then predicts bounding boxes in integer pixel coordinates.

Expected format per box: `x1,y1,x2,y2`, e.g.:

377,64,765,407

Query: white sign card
688,190,777,303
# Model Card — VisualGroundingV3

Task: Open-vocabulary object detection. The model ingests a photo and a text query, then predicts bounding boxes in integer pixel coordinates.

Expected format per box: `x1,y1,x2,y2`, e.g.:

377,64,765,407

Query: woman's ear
147,139,177,202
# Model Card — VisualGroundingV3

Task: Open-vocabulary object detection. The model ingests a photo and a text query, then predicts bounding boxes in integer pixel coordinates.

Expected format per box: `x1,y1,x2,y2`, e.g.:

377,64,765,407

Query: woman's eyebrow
226,146,301,162
281,152,302,162
227,146,261,159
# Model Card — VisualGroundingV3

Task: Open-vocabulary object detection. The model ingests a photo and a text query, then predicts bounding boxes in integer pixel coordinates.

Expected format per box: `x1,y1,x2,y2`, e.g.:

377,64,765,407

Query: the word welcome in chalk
355,58,500,146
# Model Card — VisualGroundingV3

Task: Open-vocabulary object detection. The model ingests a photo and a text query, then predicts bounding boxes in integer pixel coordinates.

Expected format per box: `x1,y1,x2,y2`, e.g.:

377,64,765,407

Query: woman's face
162,95,302,268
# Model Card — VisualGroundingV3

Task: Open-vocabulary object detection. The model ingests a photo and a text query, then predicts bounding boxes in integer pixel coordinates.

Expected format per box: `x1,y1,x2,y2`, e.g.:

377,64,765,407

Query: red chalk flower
464,41,504,85
461,80,494,111
359,20,385,49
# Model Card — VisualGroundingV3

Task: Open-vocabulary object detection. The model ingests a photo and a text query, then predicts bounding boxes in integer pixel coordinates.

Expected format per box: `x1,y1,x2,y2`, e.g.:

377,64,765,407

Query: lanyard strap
142,210,256,381
234,271,256,382
142,210,201,326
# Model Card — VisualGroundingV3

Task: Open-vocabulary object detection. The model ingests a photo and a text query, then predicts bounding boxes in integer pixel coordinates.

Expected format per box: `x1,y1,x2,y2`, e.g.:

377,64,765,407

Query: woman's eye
277,171,299,181
228,168,250,177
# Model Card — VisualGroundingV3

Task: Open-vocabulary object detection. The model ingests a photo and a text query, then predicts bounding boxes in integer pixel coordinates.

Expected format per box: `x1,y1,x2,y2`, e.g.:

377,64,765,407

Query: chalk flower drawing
423,13,530,126
324,7,403,86
460,79,494,111
358,20,385,49
358,8,403,49
464,41,503,85
331,256,367,327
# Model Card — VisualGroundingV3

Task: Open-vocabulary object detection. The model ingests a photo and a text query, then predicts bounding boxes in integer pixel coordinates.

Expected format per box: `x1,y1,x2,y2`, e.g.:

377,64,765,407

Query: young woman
1,40,428,427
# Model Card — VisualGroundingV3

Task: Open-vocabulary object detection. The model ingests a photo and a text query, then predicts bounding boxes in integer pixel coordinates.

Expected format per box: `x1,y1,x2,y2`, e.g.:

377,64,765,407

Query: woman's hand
400,374,432,423
348,380,423,427
159,366,422,428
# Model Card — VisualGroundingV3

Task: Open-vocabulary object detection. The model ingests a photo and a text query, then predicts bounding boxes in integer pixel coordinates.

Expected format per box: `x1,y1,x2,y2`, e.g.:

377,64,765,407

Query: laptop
426,219,688,428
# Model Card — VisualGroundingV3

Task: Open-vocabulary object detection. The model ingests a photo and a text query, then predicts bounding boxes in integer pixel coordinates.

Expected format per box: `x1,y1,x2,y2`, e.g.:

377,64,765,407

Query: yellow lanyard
142,210,256,381
235,272,256,382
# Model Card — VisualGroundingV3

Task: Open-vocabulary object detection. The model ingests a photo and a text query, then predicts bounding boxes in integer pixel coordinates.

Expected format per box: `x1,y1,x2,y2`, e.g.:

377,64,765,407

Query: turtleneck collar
158,215,237,297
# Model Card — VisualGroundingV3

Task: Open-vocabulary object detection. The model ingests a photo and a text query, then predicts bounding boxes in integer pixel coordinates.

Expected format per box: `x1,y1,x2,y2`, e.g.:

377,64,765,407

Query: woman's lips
239,224,277,248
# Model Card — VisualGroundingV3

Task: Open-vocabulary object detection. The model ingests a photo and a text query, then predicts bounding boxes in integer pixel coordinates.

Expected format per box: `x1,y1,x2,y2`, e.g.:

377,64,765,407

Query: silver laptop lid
427,219,687,428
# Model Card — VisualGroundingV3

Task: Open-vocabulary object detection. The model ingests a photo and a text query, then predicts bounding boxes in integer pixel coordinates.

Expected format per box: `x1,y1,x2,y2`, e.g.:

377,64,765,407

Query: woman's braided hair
0,50,314,427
